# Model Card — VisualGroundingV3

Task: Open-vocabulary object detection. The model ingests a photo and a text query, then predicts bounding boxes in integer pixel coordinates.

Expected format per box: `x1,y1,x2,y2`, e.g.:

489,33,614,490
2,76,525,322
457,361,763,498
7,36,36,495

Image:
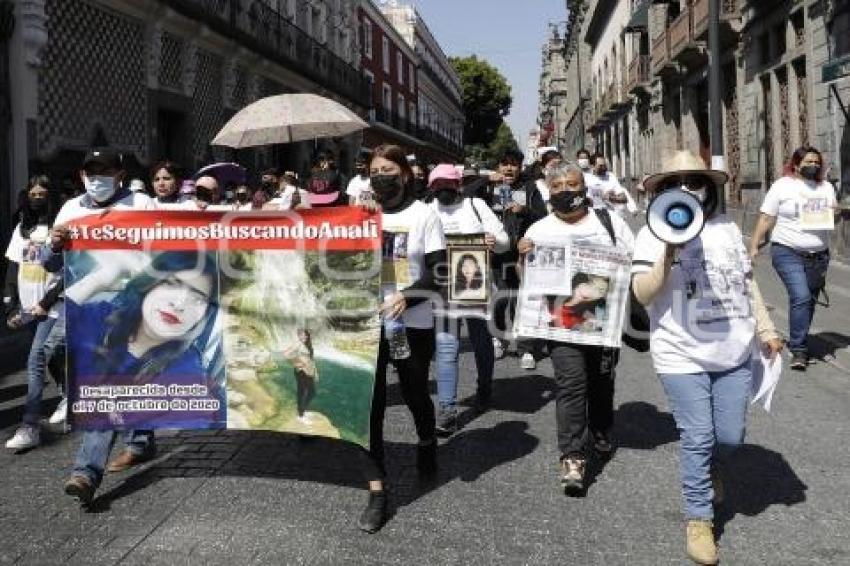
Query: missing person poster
64,208,381,447
514,240,631,347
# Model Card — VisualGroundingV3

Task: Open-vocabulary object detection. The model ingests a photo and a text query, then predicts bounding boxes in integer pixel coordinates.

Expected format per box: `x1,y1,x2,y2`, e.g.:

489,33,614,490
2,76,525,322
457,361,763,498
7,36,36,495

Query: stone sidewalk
0,257,848,565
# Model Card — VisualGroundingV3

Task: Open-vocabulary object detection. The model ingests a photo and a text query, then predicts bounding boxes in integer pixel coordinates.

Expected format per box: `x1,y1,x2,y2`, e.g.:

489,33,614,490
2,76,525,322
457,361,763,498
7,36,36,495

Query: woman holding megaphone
631,151,783,566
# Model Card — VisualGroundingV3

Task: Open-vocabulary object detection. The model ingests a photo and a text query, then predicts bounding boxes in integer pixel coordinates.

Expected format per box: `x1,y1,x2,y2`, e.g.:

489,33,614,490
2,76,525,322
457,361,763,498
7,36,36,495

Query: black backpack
593,208,650,353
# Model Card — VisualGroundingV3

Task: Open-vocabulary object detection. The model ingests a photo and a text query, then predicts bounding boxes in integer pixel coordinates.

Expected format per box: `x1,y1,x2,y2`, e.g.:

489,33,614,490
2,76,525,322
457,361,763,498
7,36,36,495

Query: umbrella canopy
212,94,369,148
194,162,247,186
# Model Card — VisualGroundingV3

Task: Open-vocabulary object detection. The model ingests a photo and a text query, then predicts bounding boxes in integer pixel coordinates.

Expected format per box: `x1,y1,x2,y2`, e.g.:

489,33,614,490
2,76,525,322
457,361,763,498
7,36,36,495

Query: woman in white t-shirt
426,163,509,437
4,176,65,451
632,152,783,566
358,145,446,534
749,146,837,370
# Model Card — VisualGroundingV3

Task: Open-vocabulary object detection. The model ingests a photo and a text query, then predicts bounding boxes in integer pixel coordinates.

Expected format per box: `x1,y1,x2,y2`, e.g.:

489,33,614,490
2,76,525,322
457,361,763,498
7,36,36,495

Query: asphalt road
0,247,848,565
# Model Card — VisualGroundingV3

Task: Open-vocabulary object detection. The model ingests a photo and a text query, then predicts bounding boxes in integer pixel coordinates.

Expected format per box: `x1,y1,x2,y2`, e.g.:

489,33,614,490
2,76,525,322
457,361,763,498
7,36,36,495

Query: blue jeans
435,317,494,411
771,244,829,354
23,316,59,425
72,430,156,487
659,361,752,521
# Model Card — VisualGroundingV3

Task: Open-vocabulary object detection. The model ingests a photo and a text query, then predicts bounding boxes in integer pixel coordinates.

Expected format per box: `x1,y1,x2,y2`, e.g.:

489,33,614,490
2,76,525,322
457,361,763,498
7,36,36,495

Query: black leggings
294,371,316,416
362,326,436,481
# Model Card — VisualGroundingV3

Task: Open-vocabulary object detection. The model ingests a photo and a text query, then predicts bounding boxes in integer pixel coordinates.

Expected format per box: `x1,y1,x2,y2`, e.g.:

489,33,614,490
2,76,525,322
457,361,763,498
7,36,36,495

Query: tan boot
686,520,718,565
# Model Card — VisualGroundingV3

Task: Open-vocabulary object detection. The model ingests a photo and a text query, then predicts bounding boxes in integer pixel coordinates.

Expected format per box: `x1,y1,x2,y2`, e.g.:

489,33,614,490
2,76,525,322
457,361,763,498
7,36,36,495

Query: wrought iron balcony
692,0,741,44
163,0,370,108
669,6,706,69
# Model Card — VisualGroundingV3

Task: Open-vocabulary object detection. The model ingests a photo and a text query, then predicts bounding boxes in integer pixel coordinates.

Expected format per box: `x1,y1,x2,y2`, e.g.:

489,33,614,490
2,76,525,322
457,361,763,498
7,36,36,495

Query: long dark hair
15,175,56,238
788,146,825,182
150,161,183,200
455,253,484,291
96,251,221,383
368,144,414,188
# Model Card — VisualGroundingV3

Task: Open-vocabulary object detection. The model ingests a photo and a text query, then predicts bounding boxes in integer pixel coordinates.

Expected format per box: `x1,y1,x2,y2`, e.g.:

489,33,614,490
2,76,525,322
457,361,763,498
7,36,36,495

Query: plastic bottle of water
384,316,411,360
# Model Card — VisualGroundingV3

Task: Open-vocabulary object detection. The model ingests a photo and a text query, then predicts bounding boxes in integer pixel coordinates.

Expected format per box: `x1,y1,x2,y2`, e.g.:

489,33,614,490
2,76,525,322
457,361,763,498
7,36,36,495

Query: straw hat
643,151,728,193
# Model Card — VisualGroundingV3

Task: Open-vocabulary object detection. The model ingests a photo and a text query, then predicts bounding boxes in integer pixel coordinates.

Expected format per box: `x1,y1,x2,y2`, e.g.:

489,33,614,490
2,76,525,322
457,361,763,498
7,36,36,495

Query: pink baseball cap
428,163,461,188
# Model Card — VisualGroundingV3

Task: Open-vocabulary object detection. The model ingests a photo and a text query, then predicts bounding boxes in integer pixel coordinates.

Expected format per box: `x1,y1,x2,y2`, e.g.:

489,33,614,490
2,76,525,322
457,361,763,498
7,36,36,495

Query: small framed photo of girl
448,247,489,304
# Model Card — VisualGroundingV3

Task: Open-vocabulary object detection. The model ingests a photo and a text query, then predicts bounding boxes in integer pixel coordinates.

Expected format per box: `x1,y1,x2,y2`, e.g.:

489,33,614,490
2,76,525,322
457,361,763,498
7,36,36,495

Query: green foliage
449,55,513,147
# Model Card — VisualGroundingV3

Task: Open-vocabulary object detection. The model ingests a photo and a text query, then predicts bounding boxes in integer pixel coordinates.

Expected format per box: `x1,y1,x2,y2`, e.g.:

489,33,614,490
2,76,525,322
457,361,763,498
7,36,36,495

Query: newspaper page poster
64,208,381,448
515,240,631,347
798,194,835,231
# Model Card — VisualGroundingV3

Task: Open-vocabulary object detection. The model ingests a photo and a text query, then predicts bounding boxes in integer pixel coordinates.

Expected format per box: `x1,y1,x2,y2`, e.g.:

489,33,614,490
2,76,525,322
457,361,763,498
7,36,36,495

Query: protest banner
514,240,631,347
64,208,381,448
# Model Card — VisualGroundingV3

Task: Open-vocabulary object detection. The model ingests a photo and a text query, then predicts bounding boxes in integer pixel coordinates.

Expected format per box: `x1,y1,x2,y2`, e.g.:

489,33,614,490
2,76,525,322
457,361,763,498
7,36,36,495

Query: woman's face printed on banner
141,269,214,340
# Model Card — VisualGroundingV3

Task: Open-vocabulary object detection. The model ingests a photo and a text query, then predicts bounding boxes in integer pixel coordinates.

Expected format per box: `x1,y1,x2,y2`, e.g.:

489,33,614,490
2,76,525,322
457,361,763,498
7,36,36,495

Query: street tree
449,55,513,148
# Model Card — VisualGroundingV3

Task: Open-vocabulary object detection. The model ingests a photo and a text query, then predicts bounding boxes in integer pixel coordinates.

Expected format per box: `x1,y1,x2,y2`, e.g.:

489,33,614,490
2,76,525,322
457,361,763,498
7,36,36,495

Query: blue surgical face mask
84,175,117,203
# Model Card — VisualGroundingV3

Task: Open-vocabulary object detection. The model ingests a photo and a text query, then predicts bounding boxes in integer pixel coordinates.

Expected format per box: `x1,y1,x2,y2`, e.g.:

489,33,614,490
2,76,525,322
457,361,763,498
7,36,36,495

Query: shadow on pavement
613,401,678,450
90,419,540,518
808,331,850,360
715,443,808,540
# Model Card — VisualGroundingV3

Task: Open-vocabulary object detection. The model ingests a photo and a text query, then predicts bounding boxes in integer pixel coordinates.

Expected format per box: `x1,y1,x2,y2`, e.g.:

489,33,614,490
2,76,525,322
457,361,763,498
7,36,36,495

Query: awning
624,1,649,33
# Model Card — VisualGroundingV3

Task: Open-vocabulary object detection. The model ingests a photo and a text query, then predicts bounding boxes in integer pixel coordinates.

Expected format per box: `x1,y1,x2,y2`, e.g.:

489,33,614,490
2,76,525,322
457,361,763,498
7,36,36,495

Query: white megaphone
646,189,705,245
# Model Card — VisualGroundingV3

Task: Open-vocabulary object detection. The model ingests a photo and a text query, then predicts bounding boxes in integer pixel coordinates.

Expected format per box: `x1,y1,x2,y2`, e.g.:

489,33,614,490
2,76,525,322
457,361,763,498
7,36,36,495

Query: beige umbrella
211,93,369,148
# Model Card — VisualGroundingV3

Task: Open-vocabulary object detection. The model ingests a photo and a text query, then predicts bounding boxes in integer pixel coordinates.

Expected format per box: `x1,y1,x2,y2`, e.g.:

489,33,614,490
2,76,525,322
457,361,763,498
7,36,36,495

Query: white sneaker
5,425,40,451
48,397,68,425
521,353,536,370
492,338,505,360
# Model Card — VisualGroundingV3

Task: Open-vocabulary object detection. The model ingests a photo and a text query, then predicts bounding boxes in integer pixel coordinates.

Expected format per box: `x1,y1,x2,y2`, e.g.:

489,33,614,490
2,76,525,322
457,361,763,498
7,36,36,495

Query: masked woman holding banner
358,145,446,533
631,151,784,566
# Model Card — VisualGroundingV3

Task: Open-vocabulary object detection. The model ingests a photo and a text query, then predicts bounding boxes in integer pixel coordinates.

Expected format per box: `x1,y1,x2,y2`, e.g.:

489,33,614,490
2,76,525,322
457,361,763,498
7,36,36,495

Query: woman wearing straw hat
631,151,783,565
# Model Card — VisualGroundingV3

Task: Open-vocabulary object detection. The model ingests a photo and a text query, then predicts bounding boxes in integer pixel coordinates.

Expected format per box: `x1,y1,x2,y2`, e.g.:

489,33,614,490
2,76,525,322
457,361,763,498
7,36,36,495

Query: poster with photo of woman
448,247,489,304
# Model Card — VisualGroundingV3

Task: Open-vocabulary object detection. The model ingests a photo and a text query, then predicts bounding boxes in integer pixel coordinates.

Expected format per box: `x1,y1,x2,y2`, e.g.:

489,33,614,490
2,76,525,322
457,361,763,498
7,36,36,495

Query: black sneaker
790,352,808,371
560,456,586,496
416,439,438,477
435,409,457,437
357,490,387,533
592,430,614,456
64,475,95,506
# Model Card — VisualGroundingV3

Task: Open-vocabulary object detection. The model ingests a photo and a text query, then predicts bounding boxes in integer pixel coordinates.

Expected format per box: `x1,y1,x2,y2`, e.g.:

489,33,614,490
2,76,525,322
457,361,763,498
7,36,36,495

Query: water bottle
384,316,411,360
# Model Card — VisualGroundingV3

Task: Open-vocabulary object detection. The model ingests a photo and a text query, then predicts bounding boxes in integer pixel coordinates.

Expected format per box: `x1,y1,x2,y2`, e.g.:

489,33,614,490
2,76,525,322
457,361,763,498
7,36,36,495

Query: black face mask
799,165,821,181
29,197,47,210
261,181,276,193
550,189,588,215
436,188,458,206
371,174,404,204
235,192,250,203
596,167,608,176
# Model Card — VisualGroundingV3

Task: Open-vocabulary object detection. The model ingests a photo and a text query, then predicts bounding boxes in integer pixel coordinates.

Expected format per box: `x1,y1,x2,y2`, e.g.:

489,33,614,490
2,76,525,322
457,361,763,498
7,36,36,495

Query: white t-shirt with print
268,185,311,210
631,216,756,374
55,191,156,225
381,199,445,329
524,209,635,254
428,197,510,254
5,223,59,315
760,176,836,252
585,172,636,217
346,175,372,205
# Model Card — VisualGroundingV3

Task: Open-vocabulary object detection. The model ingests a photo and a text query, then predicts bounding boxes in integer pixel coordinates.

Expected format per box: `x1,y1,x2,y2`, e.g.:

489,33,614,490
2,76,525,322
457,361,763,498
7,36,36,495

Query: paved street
0,256,848,565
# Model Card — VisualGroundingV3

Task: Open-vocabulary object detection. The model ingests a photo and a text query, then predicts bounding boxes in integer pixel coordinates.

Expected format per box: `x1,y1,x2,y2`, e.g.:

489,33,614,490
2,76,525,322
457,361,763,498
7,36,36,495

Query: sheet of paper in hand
515,240,631,347
64,208,381,448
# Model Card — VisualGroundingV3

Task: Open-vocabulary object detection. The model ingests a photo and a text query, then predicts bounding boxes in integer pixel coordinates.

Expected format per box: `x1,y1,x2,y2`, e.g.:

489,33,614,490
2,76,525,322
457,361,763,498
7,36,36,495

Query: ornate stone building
553,0,849,258
4,0,369,200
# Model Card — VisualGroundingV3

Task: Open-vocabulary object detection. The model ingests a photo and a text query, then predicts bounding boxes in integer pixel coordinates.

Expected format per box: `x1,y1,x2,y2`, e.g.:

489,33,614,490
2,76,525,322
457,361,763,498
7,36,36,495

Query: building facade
357,0,421,156
5,0,369,204
380,0,463,164
538,23,569,152
554,0,849,258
